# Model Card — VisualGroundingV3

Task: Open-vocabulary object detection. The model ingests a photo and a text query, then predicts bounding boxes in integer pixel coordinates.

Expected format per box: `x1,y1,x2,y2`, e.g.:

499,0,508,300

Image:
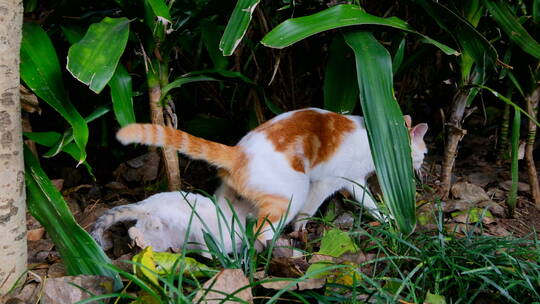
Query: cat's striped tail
117,124,239,170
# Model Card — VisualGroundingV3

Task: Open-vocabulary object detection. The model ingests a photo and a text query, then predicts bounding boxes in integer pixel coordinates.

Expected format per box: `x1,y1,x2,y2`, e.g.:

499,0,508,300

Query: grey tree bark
0,0,26,294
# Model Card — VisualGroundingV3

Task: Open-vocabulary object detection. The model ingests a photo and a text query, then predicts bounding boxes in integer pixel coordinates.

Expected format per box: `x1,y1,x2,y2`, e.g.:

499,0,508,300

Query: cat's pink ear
410,123,428,141
404,115,412,129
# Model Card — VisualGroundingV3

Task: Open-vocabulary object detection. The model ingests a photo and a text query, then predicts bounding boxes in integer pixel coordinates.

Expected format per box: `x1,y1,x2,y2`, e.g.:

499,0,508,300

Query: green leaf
160,75,219,102
20,22,88,163
67,17,130,93
151,251,215,277
43,106,109,159
132,247,159,286
201,19,228,69
61,25,86,44
261,4,457,56
392,36,406,75
24,147,122,290
425,291,447,304
484,0,540,59
109,64,136,127
344,30,416,234
219,0,261,56
24,132,94,177
318,229,358,258
323,34,358,114
412,0,498,72
145,0,172,22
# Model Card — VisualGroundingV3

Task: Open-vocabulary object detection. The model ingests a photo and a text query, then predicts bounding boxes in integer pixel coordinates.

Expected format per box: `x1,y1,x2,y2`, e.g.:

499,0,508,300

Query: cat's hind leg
254,189,308,245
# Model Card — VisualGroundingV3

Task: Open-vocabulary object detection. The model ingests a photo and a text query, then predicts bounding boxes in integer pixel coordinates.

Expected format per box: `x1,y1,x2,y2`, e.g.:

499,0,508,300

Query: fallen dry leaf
27,227,45,241
259,276,325,291
268,257,309,278
41,275,114,304
194,269,253,304
499,181,530,192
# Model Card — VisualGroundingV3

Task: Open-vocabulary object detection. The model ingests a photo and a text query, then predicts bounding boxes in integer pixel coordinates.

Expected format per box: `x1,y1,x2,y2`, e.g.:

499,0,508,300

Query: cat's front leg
293,180,342,231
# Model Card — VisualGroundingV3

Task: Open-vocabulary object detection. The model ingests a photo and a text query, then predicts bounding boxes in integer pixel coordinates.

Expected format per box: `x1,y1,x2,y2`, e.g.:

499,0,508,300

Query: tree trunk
0,0,26,294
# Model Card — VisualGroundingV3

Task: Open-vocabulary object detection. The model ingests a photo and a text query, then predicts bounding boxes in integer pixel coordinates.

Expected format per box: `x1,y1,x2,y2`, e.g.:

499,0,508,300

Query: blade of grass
344,30,416,234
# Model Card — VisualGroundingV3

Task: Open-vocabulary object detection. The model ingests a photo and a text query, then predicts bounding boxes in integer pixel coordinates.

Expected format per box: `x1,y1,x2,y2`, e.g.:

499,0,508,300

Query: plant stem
525,87,540,209
498,103,510,160
439,89,468,199
147,59,181,190
508,107,521,217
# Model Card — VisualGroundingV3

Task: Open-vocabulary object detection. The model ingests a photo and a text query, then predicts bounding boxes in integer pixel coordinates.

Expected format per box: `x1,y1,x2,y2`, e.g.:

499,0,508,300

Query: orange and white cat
117,108,428,244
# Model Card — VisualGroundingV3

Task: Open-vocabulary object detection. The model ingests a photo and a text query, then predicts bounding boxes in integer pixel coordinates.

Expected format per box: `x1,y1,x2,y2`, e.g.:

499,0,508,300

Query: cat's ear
410,123,428,141
403,115,412,129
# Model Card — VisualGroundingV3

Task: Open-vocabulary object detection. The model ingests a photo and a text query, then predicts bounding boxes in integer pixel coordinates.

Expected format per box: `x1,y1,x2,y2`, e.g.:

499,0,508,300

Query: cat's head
404,115,428,171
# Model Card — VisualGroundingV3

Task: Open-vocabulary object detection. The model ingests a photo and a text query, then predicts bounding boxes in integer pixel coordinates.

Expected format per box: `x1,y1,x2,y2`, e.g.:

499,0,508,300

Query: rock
443,199,473,213
194,269,253,304
451,182,490,203
333,212,355,229
478,200,505,218
467,172,495,188
41,275,114,304
499,181,531,192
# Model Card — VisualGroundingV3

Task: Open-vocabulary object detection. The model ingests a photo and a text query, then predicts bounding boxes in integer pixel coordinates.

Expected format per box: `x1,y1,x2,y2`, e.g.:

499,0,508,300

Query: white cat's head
404,115,428,171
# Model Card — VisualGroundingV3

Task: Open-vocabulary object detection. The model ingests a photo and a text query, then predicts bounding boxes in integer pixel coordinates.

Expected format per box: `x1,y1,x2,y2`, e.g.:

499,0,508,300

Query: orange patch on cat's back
256,109,356,172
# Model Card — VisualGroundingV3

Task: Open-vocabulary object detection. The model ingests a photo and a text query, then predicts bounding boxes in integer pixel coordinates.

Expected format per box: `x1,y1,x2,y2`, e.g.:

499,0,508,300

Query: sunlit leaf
219,0,261,56
20,22,88,163
425,291,447,304
261,4,457,56
132,247,159,286
152,251,215,277
344,30,416,234
318,229,358,258
67,17,130,93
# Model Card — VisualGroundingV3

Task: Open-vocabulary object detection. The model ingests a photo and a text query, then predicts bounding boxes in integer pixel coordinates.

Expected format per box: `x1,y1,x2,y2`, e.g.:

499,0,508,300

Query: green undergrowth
79,197,540,304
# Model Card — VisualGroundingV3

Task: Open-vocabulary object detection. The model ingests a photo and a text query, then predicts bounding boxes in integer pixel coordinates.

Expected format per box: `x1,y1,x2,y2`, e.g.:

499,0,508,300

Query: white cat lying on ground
91,185,256,255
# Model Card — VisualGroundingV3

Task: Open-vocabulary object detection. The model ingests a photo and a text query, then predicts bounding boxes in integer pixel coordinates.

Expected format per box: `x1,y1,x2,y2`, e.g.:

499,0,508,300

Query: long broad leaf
323,35,358,114
344,30,416,234
145,0,172,23
484,0,540,59
24,147,122,290
160,75,219,102
20,22,88,163
413,0,498,72
219,0,261,56
44,106,109,158
261,4,457,56
109,64,136,126
201,19,228,69
24,132,94,177
67,17,130,93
